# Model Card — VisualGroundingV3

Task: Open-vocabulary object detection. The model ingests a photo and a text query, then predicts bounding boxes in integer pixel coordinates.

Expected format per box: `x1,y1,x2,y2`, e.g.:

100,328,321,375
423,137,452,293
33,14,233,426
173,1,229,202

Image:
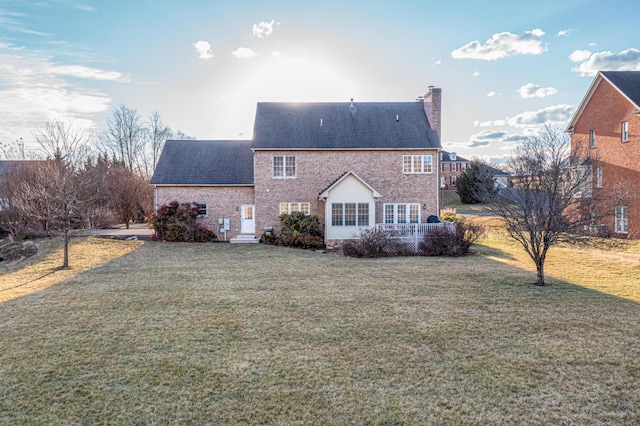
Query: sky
2,0,640,163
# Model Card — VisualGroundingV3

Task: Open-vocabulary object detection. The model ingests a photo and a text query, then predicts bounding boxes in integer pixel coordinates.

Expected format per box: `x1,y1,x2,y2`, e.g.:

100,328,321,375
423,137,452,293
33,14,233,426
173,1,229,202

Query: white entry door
241,204,255,234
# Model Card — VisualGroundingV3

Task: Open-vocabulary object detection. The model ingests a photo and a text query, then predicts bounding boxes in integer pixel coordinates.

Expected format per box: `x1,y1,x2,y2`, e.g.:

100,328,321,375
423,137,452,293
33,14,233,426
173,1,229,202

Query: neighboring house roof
252,101,441,150
567,71,640,130
441,151,469,162
150,140,254,186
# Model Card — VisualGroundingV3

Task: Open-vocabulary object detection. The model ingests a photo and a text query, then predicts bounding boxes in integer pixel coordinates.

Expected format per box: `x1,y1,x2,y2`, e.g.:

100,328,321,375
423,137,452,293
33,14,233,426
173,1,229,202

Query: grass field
1,236,640,424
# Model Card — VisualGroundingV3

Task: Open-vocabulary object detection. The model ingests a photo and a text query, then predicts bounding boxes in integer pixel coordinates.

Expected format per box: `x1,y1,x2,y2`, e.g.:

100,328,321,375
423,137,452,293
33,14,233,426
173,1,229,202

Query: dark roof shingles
252,102,440,150
601,71,640,107
150,140,254,185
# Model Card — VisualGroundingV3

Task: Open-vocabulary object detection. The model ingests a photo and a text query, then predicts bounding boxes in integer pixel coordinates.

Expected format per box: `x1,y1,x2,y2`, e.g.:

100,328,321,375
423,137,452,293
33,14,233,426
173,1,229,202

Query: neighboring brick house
567,71,640,238
440,151,469,189
151,88,443,246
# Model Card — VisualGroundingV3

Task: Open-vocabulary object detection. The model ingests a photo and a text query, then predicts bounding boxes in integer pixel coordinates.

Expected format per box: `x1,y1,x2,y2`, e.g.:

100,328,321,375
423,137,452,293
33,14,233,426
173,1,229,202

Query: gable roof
150,140,254,186
252,102,441,150
567,71,640,130
318,171,382,200
441,151,469,162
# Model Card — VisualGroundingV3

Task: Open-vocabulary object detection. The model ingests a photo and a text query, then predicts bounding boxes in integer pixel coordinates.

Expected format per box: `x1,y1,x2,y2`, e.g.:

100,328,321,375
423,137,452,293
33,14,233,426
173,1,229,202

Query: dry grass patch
1,241,640,424
0,237,143,302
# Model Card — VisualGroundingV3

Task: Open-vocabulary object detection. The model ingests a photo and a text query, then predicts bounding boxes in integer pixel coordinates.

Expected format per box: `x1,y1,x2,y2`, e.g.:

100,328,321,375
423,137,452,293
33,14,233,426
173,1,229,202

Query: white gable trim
318,171,381,201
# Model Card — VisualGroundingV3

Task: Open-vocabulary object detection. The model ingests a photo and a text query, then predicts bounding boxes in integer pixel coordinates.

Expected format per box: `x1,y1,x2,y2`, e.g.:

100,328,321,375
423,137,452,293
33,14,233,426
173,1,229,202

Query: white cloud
48,64,130,82
0,50,116,142
252,20,277,38
193,40,213,60
518,83,558,98
571,48,640,76
451,28,546,60
473,70,480,77
474,104,574,129
434,59,442,66
272,51,283,59
487,91,500,97
569,49,592,63
557,29,574,37
506,104,574,127
231,47,258,59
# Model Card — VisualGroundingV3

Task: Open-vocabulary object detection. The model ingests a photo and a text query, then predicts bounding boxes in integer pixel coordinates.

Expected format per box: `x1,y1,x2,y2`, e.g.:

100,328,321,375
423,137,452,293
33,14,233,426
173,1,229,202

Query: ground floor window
615,206,628,233
280,202,310,215
384,203,420,224
331,202,369,227
196,203,207,216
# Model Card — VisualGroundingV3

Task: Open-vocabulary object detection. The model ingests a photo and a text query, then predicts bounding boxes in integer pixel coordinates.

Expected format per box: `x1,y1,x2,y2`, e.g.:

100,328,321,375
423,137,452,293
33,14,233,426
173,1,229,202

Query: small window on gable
596,166,603,189
196,203,207,216
589,130,596,148
622,121,629,142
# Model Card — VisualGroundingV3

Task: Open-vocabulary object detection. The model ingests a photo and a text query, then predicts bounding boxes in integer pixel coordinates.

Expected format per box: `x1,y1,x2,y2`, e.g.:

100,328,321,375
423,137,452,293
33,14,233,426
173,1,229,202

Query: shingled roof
150,140,253,185
601,71,640,107
252,102,441,150
568,71,640,130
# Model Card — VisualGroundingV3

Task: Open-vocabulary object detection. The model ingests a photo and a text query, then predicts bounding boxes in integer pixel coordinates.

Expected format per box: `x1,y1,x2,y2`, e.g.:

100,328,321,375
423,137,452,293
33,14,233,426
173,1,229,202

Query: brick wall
253,149,440,237
154,186,255,240
571,79,640,237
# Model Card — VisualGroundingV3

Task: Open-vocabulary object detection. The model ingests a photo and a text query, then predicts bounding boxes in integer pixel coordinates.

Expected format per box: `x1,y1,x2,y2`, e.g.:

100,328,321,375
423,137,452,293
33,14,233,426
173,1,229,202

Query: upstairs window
589,130,595,148
451,163,457,172
403,155,433,174
272,155,296,178
196,203,207,216
461,162,467,171
622,121,629,142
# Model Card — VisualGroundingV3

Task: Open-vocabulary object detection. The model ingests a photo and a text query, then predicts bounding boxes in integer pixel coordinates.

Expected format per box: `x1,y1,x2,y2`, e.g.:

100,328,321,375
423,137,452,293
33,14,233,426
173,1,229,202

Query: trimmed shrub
150,201,217,242
262,212,324,249
440,212,457,222
419,219,484,256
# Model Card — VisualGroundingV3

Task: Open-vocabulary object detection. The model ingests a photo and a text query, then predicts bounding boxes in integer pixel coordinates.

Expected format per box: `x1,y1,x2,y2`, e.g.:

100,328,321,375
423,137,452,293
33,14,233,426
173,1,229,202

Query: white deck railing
372,222,456,252
373,221,455,237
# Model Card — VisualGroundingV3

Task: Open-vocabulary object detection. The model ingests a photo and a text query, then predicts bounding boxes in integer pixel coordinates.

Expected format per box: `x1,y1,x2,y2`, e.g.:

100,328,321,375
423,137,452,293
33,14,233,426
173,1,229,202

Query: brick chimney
420,86,442,141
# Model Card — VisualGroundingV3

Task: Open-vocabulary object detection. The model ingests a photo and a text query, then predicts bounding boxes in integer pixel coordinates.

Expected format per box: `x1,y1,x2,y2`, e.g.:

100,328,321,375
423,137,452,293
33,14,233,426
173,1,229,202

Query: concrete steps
229,234,259,244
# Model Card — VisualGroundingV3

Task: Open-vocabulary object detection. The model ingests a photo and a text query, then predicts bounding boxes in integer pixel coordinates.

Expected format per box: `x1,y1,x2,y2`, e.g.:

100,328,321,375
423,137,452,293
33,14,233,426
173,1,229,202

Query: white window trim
272,155,297,179
589,130,596,148
279,202,310,215
615,206,628,234
383,203,421,224
403,155,433,174
196,203,207,217
331,202,370,227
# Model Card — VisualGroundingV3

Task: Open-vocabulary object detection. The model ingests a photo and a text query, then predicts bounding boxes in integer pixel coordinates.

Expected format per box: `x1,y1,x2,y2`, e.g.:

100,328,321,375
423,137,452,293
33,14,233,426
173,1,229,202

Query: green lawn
1,238,640,424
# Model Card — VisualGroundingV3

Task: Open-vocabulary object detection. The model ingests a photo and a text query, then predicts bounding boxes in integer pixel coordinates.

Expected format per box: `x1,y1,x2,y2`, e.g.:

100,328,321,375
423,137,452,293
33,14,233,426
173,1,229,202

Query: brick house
440,151,469,189
567,71,640,238
150,88,443,247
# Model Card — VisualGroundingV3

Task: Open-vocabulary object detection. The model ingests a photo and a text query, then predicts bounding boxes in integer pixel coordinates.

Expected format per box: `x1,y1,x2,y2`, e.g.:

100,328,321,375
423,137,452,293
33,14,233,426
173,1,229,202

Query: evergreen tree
456,160,496,204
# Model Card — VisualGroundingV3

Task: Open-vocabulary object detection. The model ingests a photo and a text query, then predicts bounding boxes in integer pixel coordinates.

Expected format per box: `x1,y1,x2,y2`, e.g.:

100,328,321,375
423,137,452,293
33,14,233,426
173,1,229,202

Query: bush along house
150,87,444,248
567,71,640,238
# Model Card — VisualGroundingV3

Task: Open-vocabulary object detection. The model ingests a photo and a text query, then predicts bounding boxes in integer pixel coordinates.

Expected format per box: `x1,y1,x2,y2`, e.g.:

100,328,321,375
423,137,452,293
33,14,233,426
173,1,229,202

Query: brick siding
571,80,640,237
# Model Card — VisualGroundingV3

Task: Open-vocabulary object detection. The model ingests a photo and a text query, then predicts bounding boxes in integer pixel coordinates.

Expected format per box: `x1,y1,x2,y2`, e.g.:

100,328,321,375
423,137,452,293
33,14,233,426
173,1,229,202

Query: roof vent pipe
349,98,356,116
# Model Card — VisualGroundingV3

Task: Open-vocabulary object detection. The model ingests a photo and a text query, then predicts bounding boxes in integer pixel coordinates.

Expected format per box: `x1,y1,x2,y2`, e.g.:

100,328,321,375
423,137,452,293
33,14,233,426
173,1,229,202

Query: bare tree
99,104,145,173
106,162,153,229
144,111,173,177
480,125,620,286
28,121,91,268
